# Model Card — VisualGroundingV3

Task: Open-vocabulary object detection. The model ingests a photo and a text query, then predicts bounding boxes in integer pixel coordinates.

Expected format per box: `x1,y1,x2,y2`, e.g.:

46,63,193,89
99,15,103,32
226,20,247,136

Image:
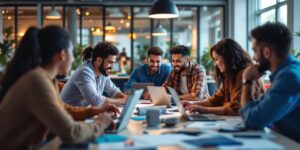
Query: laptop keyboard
189,114,209,119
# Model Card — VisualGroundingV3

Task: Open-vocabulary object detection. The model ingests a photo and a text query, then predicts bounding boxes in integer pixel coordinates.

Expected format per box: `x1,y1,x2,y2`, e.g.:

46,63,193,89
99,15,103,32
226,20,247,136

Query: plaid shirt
162,62,209,99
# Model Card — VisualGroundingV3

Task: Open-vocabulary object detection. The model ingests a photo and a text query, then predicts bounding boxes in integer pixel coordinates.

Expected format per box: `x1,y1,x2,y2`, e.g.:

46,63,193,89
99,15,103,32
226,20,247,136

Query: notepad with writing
183,136,242,147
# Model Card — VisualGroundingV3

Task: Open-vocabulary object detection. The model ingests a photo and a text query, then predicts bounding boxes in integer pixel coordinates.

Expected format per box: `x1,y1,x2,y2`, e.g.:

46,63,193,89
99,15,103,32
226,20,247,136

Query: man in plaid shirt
162,45,209,100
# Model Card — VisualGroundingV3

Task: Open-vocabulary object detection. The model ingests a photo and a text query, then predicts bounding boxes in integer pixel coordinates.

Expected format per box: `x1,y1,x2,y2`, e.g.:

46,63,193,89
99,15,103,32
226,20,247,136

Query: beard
173,63,187,73
149,66,159,73
173,66,181,72
99,63,112,76
257,55,270,74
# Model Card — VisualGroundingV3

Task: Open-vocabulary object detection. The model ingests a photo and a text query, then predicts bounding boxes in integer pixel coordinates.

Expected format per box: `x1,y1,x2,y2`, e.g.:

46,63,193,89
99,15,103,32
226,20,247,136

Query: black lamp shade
148,0,179,19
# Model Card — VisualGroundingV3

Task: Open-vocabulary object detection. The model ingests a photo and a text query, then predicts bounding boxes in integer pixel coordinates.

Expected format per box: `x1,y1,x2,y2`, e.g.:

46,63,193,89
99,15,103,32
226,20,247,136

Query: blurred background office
0,0,299,92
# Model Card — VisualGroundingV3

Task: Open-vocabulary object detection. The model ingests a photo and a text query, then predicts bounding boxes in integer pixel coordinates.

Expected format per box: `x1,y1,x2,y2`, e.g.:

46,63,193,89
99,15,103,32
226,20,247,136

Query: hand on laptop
143,92,151,100
182,100,192,109
186,105,207,114
119,96,128,105
95,113,113,129
99,104,120,116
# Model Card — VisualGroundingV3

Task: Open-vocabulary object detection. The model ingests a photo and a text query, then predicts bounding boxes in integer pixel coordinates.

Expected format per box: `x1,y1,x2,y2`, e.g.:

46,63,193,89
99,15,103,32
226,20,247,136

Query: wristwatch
242,79,253,86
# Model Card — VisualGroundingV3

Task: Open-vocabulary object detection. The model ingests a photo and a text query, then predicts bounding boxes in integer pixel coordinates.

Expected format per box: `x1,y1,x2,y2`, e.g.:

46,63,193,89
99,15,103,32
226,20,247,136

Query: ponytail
0,26,41,102
82,41,119,63
82,46,93,62
0,25,70,103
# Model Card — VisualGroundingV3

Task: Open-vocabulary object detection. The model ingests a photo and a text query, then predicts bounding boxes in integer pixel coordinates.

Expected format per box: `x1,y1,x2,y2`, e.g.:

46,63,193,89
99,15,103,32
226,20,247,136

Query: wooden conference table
41,102,300,150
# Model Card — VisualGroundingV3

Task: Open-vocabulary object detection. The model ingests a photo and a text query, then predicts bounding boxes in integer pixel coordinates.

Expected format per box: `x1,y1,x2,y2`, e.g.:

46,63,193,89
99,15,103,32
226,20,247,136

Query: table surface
41,102,300,150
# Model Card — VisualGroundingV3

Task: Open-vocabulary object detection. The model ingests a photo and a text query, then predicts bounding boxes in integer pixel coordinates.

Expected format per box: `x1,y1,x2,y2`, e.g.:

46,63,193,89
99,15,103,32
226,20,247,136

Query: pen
140,102,152,104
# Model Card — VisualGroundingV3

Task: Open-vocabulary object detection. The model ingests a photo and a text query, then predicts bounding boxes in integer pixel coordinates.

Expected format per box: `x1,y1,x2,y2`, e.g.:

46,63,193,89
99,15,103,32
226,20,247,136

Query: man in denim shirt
241,22,300,143
124,47,171,98
61,42,127,106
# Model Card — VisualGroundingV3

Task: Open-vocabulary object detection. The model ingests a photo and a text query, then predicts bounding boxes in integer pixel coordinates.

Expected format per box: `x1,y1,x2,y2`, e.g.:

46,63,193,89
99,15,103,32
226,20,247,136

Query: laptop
131,82,154,90
147,86,171,108
168,87,224,121
105,89,144,133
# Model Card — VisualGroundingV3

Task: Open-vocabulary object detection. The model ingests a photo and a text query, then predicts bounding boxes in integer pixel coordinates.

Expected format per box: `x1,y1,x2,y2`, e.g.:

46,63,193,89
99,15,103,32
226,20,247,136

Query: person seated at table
123,46,171,98
60,41,128,107
162,45,209,100
0,25,114,149
184,38,264,115
241,22,300,143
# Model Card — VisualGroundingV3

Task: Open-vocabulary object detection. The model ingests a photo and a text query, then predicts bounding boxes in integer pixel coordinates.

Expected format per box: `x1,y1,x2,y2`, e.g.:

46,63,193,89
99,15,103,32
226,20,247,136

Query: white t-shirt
180,75,188,94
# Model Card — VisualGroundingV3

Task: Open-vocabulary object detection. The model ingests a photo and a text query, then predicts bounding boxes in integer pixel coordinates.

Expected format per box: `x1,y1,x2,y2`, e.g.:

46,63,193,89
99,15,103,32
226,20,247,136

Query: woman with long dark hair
184,38,264,115
0,26,113,149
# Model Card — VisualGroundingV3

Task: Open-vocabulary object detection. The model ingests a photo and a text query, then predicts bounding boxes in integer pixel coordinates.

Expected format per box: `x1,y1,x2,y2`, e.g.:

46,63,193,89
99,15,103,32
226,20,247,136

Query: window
17,7,37,43
82,7,103,46
199,6,224,75
105,7,131,73
152,19,170,60
0,2,227,74
278,4,287,25
133,7,151,70
1,7,15,41
256,0,287,25
173,7,197,62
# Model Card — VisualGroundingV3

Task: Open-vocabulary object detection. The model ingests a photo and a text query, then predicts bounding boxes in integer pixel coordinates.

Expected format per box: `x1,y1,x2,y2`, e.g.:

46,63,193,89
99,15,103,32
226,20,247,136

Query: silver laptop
168,87,223,121
131,82,154,90
105,89,144,133
147,86,171,108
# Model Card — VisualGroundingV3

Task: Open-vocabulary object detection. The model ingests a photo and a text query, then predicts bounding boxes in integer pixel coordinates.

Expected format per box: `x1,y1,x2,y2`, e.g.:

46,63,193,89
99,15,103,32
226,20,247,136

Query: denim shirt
123,64,171,92
240,56,300,142
60,62,120,106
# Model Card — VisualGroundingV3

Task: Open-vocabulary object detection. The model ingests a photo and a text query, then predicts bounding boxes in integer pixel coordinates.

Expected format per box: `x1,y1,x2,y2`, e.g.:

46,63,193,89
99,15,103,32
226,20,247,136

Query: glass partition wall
0,4,226,74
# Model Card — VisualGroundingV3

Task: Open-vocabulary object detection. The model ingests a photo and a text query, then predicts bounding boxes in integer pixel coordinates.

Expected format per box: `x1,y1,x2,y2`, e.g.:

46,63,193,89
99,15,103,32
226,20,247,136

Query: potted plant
0,27,15,66
201,49,214,76
72,44,86,70
290,31,300,59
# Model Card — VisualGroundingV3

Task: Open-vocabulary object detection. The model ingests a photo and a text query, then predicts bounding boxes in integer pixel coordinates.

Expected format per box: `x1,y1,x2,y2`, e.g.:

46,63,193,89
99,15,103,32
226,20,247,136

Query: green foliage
0,27,15,65
291,31,300,59
201,50,214,75
136,44,149,62
72,44,86,70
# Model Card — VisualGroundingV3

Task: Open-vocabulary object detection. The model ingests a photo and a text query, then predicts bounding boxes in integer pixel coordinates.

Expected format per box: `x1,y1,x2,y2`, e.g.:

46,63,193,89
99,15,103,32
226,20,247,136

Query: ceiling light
148,0,179,19
45,5,61,20
152,24,167,36
105,21,116,31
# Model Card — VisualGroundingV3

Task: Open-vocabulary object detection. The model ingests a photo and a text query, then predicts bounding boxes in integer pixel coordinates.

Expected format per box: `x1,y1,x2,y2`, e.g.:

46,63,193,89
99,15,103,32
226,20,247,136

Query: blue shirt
123,63,171,92
60,62,121,106
240,56,300,142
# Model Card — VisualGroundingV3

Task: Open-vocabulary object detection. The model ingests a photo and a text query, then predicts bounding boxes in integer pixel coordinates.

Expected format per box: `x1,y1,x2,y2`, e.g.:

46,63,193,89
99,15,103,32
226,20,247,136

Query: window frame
255,0,287,25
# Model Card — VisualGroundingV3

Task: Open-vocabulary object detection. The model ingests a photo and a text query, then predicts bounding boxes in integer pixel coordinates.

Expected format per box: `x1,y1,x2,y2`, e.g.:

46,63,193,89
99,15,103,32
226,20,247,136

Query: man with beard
60,41,127,106
123,46,171,98
241,22,300,143
162,45,209,100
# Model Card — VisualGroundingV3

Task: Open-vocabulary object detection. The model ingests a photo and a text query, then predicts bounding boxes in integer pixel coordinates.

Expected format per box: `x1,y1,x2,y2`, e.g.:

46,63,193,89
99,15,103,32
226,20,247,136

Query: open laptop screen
116,89,144,132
